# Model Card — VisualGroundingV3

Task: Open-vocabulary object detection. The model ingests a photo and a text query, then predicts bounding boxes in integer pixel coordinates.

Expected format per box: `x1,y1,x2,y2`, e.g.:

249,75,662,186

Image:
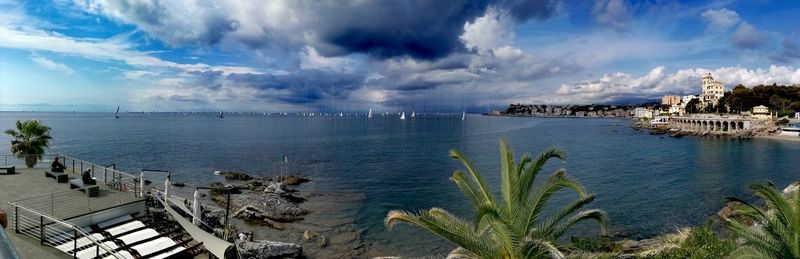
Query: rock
247,180,264,190
228,192,309,222
783,181,799,198
237,240,302,259
220,171,254,181
277,175,311,185
265,182,287,195
171,182,186,187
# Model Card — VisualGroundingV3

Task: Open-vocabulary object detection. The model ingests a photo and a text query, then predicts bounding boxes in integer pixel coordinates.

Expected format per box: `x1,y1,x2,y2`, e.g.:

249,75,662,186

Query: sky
1,0,799,112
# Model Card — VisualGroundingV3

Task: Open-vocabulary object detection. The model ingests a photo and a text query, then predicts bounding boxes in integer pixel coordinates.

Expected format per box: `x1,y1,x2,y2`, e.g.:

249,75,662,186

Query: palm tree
385,139,607,258
4,120,52,168
724,183,800,259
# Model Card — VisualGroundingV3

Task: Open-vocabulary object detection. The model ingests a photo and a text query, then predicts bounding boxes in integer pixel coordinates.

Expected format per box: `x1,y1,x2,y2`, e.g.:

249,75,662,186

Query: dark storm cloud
314,0,561,59
83,0,562,60
228,69,365,104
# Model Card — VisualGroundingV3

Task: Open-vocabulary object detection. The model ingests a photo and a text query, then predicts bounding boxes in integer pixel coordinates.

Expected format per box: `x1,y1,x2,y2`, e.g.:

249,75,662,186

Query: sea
1,111,798,256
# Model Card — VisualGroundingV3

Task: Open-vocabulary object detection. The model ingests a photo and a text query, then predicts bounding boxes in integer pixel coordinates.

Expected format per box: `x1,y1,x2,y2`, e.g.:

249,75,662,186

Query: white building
752,105,771,120
669,105,680,115
633,107,654,119
700,73,725,108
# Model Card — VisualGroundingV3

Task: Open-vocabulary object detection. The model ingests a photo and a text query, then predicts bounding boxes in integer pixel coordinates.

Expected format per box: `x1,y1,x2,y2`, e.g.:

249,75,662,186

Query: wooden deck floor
1,167,143,259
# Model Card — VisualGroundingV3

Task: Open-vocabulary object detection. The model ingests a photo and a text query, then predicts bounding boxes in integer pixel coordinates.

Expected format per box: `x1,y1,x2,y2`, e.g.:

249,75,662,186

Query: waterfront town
498,73,800,138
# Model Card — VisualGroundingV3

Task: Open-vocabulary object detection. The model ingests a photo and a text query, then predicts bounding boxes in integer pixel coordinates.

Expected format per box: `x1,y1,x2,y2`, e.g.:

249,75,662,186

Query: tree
685,99,700,114
4,120,52,168
385,139,607,258
723,183,800,259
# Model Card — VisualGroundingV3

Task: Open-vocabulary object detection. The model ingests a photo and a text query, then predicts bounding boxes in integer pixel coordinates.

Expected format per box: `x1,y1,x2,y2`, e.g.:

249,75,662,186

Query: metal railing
0,154,142,197
59,155,141,197
6,201,124,259
2,154,145,259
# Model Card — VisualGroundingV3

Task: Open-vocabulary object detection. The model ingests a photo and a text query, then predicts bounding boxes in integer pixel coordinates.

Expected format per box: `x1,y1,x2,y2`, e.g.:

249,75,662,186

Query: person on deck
51,156,66,172
82,168,96,185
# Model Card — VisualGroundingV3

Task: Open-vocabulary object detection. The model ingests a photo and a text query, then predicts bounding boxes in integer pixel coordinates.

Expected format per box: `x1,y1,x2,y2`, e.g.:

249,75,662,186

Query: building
669,105,680,115
633,107,654,119
661,95,681,106
795,112,800,119
752,105,771,120
700,73,725,108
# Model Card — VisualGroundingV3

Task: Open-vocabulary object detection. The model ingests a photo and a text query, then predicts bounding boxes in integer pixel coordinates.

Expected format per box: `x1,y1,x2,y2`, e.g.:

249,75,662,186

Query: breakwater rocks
209,171,370,258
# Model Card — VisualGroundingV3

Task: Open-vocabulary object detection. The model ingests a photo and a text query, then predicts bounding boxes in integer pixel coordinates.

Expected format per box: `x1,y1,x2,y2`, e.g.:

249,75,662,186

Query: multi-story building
700,73,725,108
661,95,681,106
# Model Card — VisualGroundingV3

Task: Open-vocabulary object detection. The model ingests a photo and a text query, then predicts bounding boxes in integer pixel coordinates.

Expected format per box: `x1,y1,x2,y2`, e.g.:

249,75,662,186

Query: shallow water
1,112,798,256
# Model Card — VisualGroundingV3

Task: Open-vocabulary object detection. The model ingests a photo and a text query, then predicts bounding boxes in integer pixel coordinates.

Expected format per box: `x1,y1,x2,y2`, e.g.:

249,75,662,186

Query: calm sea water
1,112,799,256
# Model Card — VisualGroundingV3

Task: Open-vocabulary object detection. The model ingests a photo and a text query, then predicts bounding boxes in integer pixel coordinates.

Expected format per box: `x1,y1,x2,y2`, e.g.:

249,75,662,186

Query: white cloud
460,7,514,53
592,0,631,32
29,55,74,74
0,25,260,75
555,65,800,103
731,22,767,49
700,8,740,31
299,46,355,72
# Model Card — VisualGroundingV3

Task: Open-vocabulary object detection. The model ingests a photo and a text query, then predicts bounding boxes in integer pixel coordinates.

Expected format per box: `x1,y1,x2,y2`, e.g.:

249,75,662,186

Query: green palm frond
724,183,800,259
387,139,606,258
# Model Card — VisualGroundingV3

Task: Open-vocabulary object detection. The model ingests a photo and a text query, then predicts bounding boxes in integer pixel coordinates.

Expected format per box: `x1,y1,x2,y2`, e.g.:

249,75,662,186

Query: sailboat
367,108,373,119
461,110,466,120
400,112,406,120
411,110,416,118
219,110,224,118
114,106,120,118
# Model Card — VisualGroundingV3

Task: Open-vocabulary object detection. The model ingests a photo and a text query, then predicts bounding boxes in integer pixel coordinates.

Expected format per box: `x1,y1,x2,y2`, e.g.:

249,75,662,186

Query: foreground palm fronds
724,182,800,259
386,139,607,259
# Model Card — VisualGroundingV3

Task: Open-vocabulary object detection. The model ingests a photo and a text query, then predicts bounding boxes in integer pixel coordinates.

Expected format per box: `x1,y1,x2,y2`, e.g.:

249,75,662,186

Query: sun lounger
74,241,119,259
54,233,105,253
116,229,159,245
131,237,177,257
101,250,134,259
104,221,146,237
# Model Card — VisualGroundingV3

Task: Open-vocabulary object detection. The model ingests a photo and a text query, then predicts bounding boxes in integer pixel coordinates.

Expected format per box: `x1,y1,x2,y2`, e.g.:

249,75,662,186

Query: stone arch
723,121,729,132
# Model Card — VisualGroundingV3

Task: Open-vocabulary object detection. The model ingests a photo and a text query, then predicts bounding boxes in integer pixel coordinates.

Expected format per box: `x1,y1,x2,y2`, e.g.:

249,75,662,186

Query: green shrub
646,222,734,259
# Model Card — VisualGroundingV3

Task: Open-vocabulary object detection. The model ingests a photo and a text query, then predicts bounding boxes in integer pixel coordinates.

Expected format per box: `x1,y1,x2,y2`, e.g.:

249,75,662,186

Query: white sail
461,110,465,120
400,112,406,120
367,108,373,118
411,110,416,118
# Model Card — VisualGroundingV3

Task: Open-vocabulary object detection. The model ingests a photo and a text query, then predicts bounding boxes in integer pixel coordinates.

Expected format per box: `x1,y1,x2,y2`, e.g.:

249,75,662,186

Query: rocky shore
192,171,371,258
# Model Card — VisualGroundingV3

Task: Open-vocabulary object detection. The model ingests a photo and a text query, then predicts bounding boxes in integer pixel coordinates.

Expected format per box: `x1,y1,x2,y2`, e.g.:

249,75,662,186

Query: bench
69,179,100,197
45,170,68,183
0,165,14,174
